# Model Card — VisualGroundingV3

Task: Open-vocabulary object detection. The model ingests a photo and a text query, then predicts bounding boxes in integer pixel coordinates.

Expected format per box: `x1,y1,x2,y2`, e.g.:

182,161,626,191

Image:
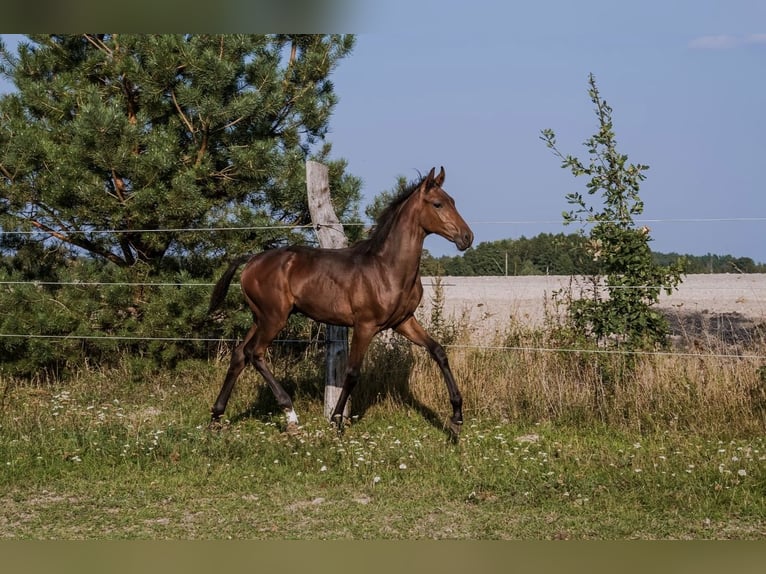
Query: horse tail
208,254,253,314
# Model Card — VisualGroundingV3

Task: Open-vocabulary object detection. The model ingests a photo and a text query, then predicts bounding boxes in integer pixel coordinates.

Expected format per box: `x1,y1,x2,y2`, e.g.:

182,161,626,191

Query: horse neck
373,200,426,281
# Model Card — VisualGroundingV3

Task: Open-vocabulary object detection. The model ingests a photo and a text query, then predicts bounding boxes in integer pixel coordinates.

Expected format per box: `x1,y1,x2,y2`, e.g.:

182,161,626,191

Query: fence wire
1,216,765,236
1,217,765,361
0,332,764,361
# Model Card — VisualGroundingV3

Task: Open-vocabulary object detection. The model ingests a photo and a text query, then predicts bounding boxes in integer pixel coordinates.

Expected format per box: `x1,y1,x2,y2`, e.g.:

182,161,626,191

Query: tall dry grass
3,280,763,439
355,294,766,437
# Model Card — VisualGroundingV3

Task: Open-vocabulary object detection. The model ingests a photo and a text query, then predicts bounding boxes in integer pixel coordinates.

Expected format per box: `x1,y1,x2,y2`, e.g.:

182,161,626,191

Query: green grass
1,358,764,539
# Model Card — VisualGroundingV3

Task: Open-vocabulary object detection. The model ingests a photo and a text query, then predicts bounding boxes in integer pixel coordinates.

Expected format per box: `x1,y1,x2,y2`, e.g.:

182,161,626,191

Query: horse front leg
395,316,463,437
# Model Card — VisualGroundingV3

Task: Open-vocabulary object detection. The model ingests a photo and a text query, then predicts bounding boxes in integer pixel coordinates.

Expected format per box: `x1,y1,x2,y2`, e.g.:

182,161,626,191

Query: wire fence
0,331,763,361
3,280,766,290
2,216,766,236
1,217,765,361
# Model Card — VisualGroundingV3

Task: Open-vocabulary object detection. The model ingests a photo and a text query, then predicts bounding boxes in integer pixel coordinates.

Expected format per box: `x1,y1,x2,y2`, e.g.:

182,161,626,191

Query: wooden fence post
305,160,350,421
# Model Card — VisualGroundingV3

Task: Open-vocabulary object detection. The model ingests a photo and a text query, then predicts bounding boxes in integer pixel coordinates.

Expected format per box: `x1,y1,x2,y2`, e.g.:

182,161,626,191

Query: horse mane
353,175,426,255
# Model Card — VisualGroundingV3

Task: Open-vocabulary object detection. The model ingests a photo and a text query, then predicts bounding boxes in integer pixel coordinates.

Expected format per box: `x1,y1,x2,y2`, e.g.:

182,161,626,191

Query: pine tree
0,34,361,268
0,34,361,376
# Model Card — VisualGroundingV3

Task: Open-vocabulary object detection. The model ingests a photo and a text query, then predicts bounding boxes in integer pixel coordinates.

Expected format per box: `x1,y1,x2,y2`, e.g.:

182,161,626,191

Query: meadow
2,306,765,539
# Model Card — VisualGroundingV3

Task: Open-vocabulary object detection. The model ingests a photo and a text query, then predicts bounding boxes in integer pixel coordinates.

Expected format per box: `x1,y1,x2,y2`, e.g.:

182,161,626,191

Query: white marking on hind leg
285,409,299,425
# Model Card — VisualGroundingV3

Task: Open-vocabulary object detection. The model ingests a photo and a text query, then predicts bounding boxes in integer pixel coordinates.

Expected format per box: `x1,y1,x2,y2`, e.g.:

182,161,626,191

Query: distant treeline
420,233,766,276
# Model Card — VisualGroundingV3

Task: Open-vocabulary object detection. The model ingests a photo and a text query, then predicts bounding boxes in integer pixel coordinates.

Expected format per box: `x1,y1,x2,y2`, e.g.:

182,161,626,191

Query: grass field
2,327,765,539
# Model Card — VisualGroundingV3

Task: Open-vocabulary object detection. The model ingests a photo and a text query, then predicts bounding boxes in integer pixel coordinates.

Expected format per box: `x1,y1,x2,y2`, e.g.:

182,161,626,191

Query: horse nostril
455,230,473,251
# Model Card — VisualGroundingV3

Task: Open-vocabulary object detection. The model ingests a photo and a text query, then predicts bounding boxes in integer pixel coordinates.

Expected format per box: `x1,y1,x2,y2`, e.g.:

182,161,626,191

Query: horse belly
291,278,355,326
381,293,421,329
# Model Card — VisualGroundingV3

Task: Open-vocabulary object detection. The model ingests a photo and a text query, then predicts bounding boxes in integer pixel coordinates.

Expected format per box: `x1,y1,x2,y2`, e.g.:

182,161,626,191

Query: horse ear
420,167,436,193
435,166,445,187
426,167,436,185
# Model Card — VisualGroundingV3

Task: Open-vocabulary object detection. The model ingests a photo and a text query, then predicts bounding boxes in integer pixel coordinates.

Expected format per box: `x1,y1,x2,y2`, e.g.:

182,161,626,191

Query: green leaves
0,34,360,267
0,34,361,376
542,74,684,351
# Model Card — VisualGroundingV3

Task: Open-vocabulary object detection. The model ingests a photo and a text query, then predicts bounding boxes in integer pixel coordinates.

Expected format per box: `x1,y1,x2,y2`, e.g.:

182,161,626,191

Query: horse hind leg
245,318,300,434
212,320,299,433
211,324,258,425
250,356,299,434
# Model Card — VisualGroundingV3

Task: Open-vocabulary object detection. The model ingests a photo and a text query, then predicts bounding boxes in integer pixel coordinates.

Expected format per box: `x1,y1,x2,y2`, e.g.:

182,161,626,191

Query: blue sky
329,1,766,260
2,6,764,262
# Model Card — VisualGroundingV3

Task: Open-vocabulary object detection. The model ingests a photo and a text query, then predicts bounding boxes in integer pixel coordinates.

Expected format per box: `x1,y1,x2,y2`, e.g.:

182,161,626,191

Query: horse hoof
285,421,301,436
208,418,228,432
331,414,345,433
448,420,462,440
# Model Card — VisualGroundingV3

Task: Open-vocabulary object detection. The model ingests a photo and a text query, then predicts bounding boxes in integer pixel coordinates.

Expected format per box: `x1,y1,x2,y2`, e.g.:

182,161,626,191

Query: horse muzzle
454,229,474,251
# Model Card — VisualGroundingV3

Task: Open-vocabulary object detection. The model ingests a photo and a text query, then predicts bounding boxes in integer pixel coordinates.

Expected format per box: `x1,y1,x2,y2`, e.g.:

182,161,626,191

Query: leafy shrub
540,74,684,351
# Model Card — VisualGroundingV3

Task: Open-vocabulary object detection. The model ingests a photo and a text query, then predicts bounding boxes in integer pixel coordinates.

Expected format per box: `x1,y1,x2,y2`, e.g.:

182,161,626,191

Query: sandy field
419,274,766,343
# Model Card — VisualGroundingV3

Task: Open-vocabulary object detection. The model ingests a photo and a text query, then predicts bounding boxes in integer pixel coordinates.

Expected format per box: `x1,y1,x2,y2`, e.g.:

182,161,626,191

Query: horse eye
433,202,443,209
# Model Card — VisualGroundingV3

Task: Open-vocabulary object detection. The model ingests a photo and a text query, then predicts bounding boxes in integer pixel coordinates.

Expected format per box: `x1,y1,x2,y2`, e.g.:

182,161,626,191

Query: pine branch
82,34,112,57
171,88,196,140
111,168,127,203
195,124,208,167
0,162,13,181
28,218,126,266
119,235,136,266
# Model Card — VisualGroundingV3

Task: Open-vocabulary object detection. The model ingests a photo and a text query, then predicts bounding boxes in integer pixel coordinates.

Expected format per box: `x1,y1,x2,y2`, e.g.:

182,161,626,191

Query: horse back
240,245,422,329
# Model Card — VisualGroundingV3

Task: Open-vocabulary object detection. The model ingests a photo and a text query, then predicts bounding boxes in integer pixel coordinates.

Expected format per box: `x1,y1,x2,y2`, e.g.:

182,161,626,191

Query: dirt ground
419,274,766,344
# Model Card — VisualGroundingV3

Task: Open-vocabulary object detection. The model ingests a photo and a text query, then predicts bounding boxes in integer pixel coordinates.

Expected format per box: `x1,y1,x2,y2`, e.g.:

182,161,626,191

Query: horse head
416,166,474,251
